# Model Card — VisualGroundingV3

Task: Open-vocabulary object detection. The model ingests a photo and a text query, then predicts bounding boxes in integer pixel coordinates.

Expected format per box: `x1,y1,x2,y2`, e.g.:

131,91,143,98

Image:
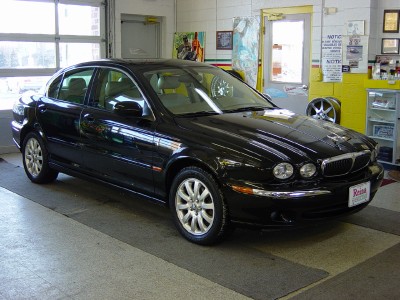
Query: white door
121,17,160,59
263,13,311,115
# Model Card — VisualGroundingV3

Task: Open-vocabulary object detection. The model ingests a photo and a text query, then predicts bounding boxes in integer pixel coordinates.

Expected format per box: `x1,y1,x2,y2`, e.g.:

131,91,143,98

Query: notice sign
322,34,342,82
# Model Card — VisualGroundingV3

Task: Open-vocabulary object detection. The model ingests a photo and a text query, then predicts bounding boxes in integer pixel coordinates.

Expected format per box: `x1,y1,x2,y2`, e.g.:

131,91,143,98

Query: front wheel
169,167,230,245
22,132,58,184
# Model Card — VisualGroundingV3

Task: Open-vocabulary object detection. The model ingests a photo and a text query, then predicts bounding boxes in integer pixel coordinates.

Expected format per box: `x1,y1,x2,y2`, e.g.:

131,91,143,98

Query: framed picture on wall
345,20,365,35
381,38,399,54
216,31,233,50
383,10,399,33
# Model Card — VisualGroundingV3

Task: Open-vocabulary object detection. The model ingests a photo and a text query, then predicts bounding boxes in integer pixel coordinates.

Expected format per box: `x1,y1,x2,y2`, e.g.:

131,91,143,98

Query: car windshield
142,66,274,116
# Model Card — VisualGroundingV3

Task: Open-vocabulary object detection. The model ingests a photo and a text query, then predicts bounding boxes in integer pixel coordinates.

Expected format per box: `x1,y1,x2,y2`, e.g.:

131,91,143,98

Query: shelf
369,107,396,112
365,80,400,89
368,135,394,141
377,160,400,166
368,118,396,124
366,89,399,169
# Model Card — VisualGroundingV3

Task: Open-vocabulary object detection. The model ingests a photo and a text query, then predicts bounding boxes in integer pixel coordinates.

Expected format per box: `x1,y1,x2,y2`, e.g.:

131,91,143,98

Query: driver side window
90,68,152,117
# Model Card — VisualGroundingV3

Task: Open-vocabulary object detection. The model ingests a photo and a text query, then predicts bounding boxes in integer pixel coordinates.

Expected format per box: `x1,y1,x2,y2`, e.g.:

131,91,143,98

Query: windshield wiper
177,111,220,117
223,106,269,113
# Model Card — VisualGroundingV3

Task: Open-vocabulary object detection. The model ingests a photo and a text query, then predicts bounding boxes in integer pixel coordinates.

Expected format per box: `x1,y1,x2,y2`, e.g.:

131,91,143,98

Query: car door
79,67,156,195
37,67,95,168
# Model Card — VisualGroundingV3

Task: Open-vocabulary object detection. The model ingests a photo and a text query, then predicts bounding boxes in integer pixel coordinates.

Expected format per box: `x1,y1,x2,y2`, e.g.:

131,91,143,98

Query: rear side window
48,68,95,104
48,75,62,99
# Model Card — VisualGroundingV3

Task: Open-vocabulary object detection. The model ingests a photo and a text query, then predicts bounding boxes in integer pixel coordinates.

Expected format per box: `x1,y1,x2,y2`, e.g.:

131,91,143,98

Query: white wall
114,0,176,58
176,0,399,66
176,0,324,64
376,0,400,58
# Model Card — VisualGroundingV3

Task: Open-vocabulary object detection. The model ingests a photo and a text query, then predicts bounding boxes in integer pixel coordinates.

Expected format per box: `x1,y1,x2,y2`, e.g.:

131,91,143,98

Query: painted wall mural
173,32,205,62
232,17,260,88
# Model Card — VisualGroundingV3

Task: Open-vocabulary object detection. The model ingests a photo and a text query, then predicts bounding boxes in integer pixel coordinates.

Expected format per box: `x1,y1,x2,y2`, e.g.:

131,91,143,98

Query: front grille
353,152,371,171
323,158,353,176
321,150,371,177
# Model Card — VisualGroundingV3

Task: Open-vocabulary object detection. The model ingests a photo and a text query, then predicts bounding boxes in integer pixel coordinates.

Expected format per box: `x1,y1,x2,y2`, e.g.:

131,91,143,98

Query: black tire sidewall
169,166,228,245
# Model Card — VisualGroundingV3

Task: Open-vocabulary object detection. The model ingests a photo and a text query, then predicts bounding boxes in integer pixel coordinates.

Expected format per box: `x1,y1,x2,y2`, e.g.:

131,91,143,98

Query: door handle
83,113,95,122
37,104,47,113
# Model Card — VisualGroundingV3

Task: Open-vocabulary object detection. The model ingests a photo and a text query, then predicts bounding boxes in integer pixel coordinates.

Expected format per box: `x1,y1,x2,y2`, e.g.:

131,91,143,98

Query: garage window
0,0,105,110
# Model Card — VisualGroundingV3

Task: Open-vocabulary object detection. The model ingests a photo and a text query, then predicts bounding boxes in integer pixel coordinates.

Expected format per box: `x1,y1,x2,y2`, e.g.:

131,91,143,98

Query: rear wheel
22,132,58,183
169,167,230,245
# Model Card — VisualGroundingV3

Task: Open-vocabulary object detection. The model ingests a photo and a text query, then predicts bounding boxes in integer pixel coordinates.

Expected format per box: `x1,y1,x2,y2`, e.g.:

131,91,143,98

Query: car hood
174,109,374,164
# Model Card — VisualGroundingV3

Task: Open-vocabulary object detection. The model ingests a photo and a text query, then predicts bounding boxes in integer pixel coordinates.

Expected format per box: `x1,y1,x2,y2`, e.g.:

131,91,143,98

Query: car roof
67,58,213,70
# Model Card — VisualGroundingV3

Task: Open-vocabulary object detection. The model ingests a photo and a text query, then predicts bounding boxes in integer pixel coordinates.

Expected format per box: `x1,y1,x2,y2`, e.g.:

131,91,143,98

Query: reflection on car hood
175,109,374,163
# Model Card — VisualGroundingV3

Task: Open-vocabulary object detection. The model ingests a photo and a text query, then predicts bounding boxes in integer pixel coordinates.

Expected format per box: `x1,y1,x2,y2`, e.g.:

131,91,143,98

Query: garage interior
1,0,400,299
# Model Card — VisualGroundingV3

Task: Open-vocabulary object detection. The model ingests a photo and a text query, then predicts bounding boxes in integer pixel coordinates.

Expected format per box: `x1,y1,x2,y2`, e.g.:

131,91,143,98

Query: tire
169,167,230,245
22,132,59,184
305,97,341,124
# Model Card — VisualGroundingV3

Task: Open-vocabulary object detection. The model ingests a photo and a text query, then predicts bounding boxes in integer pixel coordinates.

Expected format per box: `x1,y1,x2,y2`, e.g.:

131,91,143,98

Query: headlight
300,163,317,178
371,144,379,162
273,162,294,179
12,102,24,116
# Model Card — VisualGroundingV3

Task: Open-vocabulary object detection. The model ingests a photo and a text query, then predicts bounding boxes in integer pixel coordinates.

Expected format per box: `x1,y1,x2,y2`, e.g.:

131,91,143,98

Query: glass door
263,13,311,115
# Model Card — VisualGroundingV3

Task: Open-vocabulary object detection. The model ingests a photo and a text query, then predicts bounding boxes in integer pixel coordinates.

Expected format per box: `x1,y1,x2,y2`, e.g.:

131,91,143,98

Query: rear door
38,67,95,168
79,67,156,195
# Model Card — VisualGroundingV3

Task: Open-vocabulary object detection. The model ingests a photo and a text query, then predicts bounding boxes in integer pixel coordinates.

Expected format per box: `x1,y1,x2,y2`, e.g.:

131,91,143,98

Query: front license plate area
348,181,370,207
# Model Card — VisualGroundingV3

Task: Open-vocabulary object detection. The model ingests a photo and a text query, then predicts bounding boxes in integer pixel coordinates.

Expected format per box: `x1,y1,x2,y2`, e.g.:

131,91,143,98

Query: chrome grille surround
321,150,371,177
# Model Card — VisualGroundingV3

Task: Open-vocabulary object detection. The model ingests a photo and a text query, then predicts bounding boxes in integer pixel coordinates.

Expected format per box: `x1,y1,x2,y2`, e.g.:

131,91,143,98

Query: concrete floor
1,152,400,300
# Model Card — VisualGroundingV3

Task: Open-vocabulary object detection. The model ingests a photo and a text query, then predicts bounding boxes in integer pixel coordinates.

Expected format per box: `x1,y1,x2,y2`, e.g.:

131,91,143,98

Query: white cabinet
366,89,400,166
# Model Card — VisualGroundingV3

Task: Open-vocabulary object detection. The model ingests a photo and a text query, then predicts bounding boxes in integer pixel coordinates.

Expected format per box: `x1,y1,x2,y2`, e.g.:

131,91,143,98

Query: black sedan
11,59,384,245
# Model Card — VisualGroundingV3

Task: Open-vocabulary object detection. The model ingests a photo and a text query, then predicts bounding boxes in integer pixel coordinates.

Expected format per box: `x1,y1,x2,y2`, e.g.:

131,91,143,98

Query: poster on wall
232,17,260,89
344,20,365,35
173,32,205,62
321,34,343,82
342,35,369,73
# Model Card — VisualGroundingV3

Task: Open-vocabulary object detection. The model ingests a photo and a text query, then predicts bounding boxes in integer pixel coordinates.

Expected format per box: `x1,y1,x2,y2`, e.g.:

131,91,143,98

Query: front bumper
224,163,384,228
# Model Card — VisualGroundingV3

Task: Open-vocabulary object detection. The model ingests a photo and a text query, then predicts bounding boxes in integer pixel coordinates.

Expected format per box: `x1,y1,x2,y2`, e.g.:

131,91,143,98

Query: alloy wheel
211,77,233,98
175,178,215,235
24,137,43,177
306,97,341,123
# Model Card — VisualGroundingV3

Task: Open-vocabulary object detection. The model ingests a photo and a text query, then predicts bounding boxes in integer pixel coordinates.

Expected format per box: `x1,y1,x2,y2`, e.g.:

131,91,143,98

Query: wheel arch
20,123,46,147
164,156,221,206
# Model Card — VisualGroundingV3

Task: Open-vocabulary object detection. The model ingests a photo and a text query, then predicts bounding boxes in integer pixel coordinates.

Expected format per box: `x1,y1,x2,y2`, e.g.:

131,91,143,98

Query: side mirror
113,101,143,117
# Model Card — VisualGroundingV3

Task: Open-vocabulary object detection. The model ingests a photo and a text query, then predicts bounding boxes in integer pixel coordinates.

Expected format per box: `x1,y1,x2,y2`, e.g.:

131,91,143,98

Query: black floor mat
291,243,400,300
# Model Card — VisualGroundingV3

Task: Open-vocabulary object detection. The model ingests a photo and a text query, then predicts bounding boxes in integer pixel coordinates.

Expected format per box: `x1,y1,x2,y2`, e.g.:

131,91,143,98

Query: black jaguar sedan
11,59,384,245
